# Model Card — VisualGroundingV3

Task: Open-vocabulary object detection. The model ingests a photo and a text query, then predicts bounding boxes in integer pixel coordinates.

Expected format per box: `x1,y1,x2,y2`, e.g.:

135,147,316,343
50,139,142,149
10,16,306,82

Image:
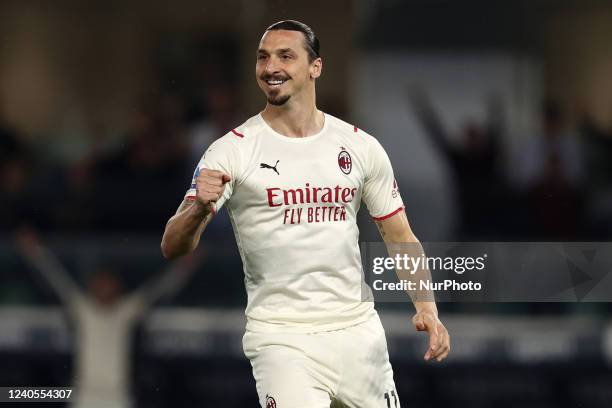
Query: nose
264,56,280,75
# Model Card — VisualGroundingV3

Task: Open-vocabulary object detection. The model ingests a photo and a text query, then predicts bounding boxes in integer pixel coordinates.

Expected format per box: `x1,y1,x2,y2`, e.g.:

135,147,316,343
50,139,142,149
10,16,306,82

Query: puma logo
260,160,280,175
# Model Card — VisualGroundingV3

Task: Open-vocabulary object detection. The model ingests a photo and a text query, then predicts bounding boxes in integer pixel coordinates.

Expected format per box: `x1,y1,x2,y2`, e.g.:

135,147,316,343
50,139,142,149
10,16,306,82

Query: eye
257,54,267,61
281,54,293,60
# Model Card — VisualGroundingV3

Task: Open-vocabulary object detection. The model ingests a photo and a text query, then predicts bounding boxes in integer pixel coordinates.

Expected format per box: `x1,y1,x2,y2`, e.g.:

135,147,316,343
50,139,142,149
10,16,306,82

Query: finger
436,346,450,362
425,337,438,361
201,169,224,177
197,179,224,191
200,193,220,203
435,328,451,360
424,328,440,361
435,334,450,361
427,317,440,353
198,188,222,199
431,331,448,359
199,175,224,187
198,184,223,194
202,169,231,182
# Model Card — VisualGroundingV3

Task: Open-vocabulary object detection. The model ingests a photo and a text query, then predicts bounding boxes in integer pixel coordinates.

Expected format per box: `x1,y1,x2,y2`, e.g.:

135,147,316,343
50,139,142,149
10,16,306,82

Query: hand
413,309,450,362
195,169,231,211
14,226,42,258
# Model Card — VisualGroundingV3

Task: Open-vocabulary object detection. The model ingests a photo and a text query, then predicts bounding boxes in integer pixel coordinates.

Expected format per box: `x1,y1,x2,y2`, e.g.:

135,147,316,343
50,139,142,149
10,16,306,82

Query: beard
267,93,291,106
261,74,292,106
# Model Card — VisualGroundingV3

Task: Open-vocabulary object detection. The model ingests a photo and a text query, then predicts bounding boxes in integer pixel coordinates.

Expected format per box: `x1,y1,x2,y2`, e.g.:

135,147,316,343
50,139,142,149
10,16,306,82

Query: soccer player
161,20,450,407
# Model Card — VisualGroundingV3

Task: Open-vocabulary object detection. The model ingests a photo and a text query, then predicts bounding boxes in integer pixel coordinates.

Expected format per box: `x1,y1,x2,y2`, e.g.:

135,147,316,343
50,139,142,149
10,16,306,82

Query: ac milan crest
338,147,352,175
265,394,277,408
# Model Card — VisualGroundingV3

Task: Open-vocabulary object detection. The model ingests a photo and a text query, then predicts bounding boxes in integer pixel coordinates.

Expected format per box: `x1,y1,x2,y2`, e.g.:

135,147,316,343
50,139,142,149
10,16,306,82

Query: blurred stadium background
1,0,612,406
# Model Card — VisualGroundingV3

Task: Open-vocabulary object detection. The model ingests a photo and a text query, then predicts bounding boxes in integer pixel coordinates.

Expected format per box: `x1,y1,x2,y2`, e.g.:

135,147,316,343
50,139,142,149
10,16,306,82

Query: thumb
221,174,231,184
413,314,426,332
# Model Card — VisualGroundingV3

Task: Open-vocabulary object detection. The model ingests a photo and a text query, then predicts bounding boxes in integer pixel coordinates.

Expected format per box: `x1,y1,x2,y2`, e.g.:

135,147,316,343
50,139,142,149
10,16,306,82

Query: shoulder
226,114,258,140
205,114,263,153
324,112,383,151
227,114,266,142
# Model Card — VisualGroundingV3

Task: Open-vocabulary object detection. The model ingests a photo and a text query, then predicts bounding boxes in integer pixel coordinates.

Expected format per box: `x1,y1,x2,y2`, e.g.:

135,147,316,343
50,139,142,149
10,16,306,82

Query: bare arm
374,210,451,362
161,168,231,260
16,230,84,309
160,199,213,260
122,253,199,319
137,257,196,303
406,90,453,157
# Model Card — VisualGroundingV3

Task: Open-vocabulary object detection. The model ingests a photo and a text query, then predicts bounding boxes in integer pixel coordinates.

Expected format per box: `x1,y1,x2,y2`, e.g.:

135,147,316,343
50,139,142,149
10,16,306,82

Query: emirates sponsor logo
266,183,357,225
266,183,357,207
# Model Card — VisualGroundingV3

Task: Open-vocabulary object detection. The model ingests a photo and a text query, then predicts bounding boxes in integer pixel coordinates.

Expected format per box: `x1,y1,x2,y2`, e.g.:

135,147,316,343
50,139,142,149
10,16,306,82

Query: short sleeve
362,138,404,220
184,135,241,213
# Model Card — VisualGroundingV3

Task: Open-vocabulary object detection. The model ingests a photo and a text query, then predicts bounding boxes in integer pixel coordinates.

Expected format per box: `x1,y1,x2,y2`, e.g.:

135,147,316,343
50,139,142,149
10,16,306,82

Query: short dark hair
265,20,320,62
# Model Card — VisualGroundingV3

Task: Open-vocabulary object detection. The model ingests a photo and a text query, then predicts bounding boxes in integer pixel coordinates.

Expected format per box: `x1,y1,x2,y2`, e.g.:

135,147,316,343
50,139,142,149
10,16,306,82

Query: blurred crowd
407,93,612,241
0,82,241,235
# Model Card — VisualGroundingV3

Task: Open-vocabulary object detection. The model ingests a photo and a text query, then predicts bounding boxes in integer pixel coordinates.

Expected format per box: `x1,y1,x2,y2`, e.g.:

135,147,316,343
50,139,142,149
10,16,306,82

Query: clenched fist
195,168,231,212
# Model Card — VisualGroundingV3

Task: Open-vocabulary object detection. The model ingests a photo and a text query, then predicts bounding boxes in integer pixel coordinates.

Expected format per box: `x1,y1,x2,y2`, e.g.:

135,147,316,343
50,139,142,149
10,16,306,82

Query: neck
261,89,324,138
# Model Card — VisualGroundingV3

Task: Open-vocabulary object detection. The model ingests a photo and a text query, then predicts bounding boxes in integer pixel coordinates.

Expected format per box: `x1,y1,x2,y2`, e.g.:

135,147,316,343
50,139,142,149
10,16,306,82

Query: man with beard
162,20,450,407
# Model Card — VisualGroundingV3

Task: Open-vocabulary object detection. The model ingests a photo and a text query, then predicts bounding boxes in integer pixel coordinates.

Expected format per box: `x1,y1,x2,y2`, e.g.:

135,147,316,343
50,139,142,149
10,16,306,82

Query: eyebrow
257,47,296,55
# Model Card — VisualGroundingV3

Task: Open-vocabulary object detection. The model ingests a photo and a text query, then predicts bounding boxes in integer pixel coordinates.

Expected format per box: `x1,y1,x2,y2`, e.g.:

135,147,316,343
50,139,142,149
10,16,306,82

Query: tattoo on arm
175,199,194,215
375,221,386,239
165,199,195,227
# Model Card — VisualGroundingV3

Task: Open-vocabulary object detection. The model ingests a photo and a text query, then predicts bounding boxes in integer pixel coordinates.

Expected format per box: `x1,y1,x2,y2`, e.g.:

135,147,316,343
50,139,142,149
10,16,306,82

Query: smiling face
256,29,322,106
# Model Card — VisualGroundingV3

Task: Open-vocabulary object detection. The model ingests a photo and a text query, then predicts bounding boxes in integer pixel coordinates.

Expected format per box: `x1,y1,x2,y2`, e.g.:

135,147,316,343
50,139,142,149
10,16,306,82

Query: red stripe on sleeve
372,206,404,221
231,129,244,138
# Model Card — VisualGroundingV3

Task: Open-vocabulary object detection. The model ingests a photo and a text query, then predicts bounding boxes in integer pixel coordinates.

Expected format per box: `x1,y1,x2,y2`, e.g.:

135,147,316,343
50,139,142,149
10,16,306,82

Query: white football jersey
185,113,404,333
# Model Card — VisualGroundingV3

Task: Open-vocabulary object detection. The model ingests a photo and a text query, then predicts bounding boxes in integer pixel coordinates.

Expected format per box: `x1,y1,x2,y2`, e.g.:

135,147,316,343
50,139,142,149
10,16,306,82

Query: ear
310,57,322,79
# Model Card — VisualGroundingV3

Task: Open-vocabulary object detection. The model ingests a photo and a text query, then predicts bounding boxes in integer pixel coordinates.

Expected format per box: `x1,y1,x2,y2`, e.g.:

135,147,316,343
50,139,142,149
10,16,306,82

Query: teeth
267,80,284,85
